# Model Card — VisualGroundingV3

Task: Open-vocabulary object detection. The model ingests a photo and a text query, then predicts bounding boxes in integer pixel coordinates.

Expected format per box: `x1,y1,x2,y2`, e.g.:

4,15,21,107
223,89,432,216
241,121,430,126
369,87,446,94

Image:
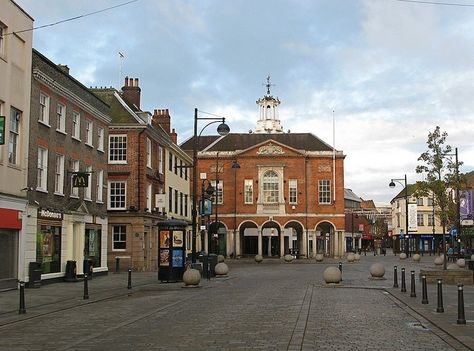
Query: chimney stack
152,108,171,135
57,64,70,75
170,128,177,144
122,76,141,109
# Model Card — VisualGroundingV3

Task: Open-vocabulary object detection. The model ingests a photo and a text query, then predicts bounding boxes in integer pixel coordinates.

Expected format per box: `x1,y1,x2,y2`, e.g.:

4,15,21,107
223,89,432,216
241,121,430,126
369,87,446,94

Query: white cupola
255,75,284,134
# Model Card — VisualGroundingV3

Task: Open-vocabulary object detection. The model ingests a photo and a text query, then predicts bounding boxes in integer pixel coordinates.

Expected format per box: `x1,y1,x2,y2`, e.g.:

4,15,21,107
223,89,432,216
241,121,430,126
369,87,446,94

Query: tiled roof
180,133,334,152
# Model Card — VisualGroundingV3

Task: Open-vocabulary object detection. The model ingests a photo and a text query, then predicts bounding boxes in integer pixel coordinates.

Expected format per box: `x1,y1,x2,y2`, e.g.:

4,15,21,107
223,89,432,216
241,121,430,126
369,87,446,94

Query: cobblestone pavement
0,252,472,350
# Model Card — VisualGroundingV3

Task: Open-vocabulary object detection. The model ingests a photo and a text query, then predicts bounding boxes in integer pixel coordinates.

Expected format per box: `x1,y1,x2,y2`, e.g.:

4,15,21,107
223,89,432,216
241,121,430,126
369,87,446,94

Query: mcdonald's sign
72,172,89,187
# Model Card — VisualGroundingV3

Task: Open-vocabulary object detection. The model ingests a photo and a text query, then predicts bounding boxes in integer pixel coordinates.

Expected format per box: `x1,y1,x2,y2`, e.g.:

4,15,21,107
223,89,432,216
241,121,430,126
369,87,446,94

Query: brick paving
0,251,472,350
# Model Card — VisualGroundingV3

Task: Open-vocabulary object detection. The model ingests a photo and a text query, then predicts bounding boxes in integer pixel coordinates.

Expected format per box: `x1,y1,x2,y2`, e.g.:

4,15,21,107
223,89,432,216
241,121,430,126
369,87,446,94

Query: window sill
96,200,104,204
85,143,94,149
97,149,105,154
53,192,65,197
36,188,48,194
72,136,81,142
56,129,67,136
38,120,51,128
109,161,127,165
70,195,79,199
84,198,92,202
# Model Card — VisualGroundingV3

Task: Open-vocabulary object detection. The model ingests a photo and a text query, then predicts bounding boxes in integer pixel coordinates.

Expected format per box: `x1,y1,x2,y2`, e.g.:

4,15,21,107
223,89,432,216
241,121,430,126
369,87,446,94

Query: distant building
0,0,33,289
181,79,346,258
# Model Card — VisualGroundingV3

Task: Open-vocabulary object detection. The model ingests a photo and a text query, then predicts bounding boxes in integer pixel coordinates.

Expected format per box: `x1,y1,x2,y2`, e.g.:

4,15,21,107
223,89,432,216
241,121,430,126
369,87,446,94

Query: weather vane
263,75,275,95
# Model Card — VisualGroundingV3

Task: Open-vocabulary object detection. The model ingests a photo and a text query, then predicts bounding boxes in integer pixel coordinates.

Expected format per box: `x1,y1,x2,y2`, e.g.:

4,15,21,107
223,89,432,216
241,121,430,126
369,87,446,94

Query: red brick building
181,81,346,258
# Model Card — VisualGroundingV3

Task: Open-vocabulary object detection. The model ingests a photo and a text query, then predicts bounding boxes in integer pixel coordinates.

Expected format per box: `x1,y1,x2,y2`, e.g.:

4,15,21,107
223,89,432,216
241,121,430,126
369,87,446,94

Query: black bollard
421,275,428,304
127,269,132,289
410,270,416,297
18,281,26,314
338,262,343,281
457,284,466,325
393,266,399,288
401,268,407,293
436,279,444,313
115,257,120,273
83,273,89,300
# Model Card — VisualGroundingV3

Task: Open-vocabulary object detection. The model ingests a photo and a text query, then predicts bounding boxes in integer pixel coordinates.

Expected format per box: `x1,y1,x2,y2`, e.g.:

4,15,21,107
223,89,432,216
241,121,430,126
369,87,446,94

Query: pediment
238,139,304,157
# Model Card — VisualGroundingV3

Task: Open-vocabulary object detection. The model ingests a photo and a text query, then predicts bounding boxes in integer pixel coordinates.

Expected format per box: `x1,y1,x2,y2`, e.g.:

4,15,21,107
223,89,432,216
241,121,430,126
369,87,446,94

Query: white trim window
39,93,50,125
72,112,80,139
112,225,127,250
96,170,103,203
211,180,223,204
289,179,297,204
54,154,65,195
318,180,331,204
56,103,66,132
158,146,164,174
428,213,434,227
146,183,152,211
85,166,92,200
85,120,93,146
109,135,127,163
108,181,127,210
0,23,5,58
244,179,253,204
97,128,104,152
146,137,152,168
8,107,21,165
71,160,79,197
262,171,279,203
37,147,48,191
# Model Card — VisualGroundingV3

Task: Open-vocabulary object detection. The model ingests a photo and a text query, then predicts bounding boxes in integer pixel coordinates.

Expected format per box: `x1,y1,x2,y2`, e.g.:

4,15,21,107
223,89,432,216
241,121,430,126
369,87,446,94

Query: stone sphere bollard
323,266,342,284
255,254,263,263
399,253,407,260
412,253,421,263
456,258,466,268
315,253,324,262
215,262,229,276
434,256,444,266
369,263,385,279
347,253,355,263
471,254,474,261
284,254,294,263
354,253,361,262
217,255,225,263
183,268,201,287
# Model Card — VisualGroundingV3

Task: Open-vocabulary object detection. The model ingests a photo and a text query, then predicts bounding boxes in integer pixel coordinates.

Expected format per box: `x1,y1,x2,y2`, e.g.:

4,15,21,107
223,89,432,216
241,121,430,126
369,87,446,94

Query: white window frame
112,225,127,251
158,146,164,174
96,170,103,203
39,93,50,126
54,154,65,195
108,181,127,210
97,127,104,152
211,180,223,204
56,103,66,133
289,179,297,204
0,23,5,58
146,183,152,211
85,120,93,147
72,112,81,140
146,137,152,168
37,147,48,191
109,135,127,164
8,107,21,165
244,179,253,204
428,213,434,227
262,171,279,204
318,179,331,204
71,160,80,197
85,166,92,201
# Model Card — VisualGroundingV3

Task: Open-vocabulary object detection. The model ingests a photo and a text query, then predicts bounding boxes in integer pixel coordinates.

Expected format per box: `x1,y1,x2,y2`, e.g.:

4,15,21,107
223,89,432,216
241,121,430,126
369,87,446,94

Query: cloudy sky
16,0,474,204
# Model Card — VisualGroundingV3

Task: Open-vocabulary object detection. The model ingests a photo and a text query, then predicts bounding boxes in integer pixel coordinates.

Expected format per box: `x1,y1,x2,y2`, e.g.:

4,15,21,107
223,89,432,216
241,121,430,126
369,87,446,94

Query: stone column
258,230,262,256
267,237,271,256
301,230,307,258
235,229,241,257
280,231,285,257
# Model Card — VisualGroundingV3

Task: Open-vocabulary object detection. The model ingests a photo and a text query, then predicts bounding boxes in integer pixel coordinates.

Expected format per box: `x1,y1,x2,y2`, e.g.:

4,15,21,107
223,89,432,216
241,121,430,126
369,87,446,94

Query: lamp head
205,183,215,196
231,160,240,169
217,122,230,136
389,180,396,188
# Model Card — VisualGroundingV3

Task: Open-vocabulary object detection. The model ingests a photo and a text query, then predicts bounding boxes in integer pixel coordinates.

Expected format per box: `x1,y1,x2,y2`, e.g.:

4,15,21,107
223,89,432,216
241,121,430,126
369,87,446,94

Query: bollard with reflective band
127,269,132,289
393,266,398,288
457,284,466,325
18,281,26,314
401,268,406,293
83,273,89,300
410,270,416,297
436,279,444,313
338,262,343,281
421,275,428,304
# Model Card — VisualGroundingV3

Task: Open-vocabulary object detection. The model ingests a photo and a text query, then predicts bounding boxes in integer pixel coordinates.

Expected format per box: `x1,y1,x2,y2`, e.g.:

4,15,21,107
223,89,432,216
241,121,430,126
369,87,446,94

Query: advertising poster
408,203,418,232
173,231,184,247
460,190,473,219
160,230,170,248
159,249,169,266
172,250,184,268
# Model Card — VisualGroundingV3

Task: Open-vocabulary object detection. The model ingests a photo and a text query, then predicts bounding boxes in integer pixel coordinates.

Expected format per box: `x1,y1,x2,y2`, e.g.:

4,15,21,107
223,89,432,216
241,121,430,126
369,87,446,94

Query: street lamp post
389,175,410,258
191,108,230,264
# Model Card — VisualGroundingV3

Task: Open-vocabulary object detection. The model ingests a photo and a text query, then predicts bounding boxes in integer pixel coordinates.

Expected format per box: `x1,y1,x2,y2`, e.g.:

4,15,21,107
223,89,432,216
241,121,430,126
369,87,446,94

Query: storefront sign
0,116,5,145
408,203,417,232
72,172,89,187
0,208,22,229
38,208,63,220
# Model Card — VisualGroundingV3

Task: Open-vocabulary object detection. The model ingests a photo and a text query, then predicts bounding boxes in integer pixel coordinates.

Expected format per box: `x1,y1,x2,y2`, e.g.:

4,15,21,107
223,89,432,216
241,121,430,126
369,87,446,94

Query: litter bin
199,254,210,279
83,259,93,279
65,260,78,282
468,260,474,271
208,254,218,277
28,262,42,288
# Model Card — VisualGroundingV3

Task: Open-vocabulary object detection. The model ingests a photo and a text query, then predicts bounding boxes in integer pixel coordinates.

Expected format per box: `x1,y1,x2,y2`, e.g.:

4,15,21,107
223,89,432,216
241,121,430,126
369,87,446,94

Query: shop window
85,228,101,268
36,225,61,274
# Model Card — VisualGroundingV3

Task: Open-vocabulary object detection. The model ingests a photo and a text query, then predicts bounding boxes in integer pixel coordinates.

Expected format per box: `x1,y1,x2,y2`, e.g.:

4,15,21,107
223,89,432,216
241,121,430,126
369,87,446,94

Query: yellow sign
72,172,89,187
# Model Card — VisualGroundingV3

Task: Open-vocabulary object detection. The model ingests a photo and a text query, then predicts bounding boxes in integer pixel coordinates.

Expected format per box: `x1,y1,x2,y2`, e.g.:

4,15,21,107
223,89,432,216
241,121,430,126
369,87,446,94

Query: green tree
415,126,464,268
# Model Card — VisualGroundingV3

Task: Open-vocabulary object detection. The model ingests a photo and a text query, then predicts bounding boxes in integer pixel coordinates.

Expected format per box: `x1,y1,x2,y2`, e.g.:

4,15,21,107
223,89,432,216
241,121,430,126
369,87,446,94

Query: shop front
0,208,21,290
36,209,63,276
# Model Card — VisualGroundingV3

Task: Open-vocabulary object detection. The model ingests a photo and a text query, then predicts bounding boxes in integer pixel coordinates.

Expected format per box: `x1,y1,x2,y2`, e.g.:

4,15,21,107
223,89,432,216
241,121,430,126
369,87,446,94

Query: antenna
118,51,124,88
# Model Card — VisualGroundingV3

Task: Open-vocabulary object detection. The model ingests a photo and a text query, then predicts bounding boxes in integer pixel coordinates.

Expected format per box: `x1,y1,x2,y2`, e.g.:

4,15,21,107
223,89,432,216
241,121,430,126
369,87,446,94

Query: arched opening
284,221,304,258
239,221,258,256
209,222,226,256
261,221,280,257
316,221,335,256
